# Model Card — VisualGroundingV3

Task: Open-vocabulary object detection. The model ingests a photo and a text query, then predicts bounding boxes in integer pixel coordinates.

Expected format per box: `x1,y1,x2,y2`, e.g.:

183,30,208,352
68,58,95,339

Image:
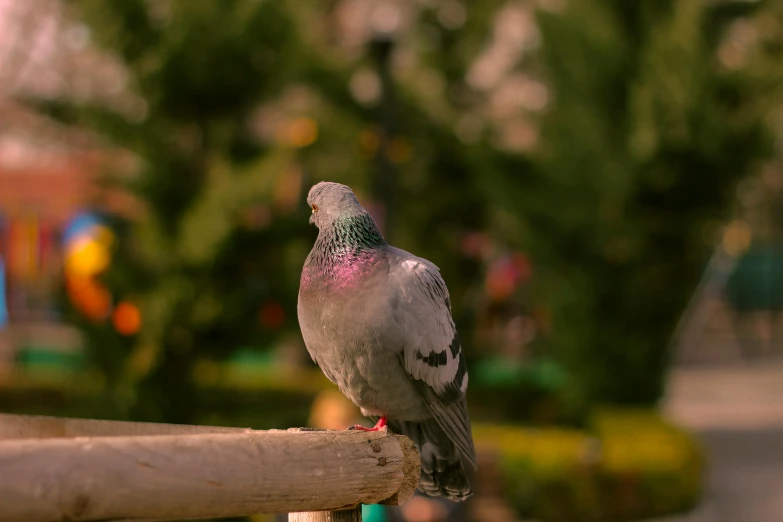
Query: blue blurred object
62,211,103,246
0,256,7,329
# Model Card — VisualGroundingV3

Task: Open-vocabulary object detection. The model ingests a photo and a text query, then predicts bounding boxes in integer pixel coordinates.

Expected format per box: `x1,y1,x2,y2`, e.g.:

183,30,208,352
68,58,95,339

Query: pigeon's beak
309,213,315,225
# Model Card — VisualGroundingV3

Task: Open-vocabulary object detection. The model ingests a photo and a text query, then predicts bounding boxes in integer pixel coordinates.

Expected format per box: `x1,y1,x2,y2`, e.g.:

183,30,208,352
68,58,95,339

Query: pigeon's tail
386,418,473,501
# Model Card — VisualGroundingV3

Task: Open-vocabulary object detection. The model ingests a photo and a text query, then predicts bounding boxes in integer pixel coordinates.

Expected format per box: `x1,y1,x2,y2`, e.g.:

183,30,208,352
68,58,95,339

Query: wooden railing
0,414,420,522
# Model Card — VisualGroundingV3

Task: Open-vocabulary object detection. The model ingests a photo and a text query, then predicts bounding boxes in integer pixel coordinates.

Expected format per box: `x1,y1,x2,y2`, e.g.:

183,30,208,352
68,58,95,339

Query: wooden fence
0,413,420,522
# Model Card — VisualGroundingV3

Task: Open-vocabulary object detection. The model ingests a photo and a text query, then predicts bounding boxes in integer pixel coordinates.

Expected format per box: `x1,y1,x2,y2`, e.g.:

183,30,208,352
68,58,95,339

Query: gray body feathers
297,182,476,501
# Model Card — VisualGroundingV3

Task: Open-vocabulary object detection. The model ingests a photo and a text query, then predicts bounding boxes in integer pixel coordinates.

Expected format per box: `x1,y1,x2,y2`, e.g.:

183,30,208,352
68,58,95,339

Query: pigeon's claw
348,416,387,432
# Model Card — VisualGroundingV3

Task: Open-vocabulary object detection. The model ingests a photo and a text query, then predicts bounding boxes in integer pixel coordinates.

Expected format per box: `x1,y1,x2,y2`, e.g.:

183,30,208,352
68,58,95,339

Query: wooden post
0,415,420,522
290,506,362,522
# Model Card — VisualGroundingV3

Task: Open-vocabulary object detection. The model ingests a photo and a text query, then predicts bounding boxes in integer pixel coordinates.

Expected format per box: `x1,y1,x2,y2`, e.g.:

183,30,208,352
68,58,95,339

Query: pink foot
348,417,387,432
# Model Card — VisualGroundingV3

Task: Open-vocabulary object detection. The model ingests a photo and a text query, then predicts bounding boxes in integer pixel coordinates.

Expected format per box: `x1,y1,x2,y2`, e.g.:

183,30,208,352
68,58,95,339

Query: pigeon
297,181,476,501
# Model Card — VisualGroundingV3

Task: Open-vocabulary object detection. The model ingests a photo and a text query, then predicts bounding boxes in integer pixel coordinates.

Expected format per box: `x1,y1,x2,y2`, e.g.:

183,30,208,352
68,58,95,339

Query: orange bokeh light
282,117,318,148
66,274,111,321
112,301,142,336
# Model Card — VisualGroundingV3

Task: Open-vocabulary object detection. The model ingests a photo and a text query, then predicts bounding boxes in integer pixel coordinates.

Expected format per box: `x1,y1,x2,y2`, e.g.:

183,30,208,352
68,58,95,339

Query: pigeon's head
307,182,366,228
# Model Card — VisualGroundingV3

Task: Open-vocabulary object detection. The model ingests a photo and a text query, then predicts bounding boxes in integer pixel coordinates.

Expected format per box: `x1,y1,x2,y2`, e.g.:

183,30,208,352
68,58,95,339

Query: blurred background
1,0,783,521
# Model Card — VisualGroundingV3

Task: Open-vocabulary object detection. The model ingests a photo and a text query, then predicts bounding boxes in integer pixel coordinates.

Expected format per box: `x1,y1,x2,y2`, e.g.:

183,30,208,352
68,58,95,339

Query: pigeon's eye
311,204,319,212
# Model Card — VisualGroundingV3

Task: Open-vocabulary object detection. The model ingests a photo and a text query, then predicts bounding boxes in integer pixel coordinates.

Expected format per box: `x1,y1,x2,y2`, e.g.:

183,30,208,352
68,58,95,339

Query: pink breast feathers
304,253,379,293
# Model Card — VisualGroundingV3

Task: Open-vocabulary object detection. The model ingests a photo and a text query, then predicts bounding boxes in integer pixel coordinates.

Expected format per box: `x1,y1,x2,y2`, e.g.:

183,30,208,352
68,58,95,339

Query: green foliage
48,0,505,423
52,0,314,423
481,0,773,405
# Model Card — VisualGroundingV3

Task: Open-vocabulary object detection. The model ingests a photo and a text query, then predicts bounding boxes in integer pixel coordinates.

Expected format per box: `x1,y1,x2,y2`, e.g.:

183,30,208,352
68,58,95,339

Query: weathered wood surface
0,417,420,522
0,413,246,439
289,506,362,522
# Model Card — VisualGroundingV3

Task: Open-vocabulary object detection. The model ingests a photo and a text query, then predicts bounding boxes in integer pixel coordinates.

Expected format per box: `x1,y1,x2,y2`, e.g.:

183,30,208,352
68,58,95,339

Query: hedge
474,409,704,521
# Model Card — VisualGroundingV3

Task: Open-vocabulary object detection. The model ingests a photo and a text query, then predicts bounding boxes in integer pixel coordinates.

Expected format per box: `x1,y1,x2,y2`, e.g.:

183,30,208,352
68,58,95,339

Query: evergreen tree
481,0,772,406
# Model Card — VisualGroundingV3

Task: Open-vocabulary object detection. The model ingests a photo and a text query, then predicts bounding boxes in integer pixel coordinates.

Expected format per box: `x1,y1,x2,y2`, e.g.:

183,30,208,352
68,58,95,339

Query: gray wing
390,253,476,469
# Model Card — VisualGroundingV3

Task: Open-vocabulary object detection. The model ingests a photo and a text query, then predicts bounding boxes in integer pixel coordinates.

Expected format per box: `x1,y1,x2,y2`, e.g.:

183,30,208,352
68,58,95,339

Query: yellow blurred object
63,224,117,321
474,424,589,477
112,301,142,336
593,409,699,474
722,220,752,257
65,236,111,277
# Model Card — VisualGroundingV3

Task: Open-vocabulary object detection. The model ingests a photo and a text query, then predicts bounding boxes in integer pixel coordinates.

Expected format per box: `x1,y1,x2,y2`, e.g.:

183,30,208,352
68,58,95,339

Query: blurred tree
46,0,319,422
481,0,773,406
44,0,501,423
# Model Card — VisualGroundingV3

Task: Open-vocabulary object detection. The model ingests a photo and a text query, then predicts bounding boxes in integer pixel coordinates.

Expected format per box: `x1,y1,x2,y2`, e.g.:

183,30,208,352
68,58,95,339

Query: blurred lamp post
368,3,400,243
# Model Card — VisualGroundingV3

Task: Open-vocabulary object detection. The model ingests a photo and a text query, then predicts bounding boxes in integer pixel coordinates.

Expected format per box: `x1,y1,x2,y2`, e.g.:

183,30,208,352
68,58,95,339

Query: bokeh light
112,301,141,336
